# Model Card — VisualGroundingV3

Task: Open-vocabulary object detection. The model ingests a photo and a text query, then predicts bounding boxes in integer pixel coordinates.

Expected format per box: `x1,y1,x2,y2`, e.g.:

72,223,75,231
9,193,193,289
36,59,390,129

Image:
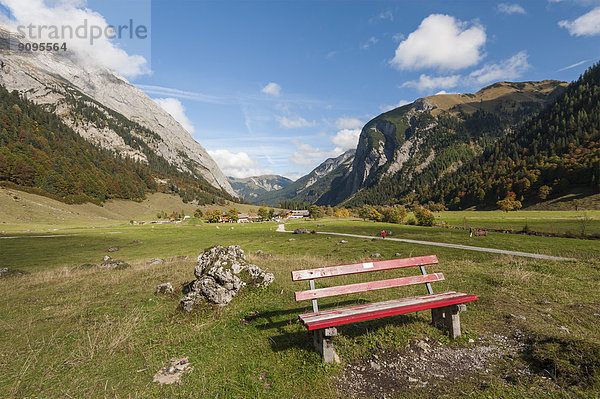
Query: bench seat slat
300,291,459,321
291,255,438,281
298,291,478,330
298,291,456,319
294,273,444,301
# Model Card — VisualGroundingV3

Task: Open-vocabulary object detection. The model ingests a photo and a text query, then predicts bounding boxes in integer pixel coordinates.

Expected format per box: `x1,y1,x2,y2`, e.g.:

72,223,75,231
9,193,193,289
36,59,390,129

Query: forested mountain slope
318,80,567,206
418,63,600,209
0,86,234,204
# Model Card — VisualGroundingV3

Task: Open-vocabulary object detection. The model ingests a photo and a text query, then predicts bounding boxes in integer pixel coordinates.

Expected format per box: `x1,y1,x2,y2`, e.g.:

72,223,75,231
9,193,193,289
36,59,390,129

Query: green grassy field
1,218,599,398
0,187,268,232
437,210,600,237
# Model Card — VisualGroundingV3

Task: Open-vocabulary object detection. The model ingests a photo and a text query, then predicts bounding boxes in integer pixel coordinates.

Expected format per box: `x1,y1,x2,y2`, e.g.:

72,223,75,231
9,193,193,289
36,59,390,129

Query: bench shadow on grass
254,300,423,353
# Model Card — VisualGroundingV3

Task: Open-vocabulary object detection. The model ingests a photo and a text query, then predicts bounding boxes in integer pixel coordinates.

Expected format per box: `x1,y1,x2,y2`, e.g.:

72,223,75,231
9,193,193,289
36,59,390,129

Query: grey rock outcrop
156,282,174,295
179,245,274,310
293,228,308,234
99,256,131,270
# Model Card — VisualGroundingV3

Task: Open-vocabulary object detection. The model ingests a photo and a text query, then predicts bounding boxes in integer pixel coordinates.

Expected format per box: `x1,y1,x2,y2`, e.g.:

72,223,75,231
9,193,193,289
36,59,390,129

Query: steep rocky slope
0,29,235,197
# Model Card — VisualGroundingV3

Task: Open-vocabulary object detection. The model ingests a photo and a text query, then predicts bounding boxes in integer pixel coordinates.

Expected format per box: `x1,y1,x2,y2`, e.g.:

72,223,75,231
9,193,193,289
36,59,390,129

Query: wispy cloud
557,58,594,71
137,84,326,108
361,36,379,50
379,100,411,112
469,51,530,84
369,10,393,23
137,84,226,104
401,74,461,91
277,115,315,129
497,3,526,15
335,117,363,130
290,142,340,167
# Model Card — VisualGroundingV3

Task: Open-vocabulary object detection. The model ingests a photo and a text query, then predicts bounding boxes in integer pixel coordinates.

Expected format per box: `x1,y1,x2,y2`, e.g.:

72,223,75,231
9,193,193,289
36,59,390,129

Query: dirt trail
276,224,574,261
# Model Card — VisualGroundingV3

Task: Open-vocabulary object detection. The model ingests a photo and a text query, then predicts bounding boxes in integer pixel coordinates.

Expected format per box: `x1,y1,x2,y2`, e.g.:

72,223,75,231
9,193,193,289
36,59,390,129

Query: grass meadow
1,216,599,398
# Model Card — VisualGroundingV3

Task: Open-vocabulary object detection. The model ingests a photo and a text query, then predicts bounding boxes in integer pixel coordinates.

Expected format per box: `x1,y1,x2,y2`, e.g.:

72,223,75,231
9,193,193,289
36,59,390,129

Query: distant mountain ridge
256,149,355,206
227,175,293,202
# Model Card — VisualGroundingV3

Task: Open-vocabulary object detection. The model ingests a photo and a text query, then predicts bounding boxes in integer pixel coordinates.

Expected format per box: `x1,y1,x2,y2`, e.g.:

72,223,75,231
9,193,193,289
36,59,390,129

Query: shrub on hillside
413,206,435,226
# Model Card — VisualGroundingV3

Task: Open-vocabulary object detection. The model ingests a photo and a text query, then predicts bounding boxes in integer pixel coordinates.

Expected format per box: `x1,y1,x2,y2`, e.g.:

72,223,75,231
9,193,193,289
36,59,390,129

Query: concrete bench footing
431,304,466,339
312,327,340,364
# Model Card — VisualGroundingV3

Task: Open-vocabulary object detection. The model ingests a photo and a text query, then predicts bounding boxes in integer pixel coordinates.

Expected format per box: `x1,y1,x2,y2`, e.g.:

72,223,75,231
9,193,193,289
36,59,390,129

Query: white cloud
559,7,600,36
361,36,379,50
153,97,195,134
1,0,149,78
277,115,314,129
335,117,363,130
281,172,302,181
297,143,337,158
331,128,361,150
497,3,526,14
370,11,393,23
227,168,274,178
207,149,271,178
392,33,405,42
390,14,486,71
290,142,341,167
290,152,315,167
469,51,530,84
261,82,282,97
208,149,256,169
379,100,411,112
401,74,461,91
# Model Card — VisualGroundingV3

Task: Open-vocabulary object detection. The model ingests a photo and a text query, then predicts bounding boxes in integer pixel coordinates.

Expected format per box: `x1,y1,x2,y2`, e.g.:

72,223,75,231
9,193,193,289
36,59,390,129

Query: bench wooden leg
431,304,466,339
312,327,340,364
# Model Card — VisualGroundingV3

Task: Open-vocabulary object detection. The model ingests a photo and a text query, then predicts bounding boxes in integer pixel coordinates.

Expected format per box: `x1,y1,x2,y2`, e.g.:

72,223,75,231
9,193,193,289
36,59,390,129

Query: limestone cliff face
0,32,235,196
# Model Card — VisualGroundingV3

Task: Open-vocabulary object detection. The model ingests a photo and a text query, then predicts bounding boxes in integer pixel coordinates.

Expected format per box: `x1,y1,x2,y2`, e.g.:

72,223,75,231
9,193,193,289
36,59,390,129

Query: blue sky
2,0,600,179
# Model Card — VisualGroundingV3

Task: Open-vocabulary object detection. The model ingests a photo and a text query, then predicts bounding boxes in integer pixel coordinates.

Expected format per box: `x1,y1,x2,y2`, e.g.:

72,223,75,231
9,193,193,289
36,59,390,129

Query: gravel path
277,224,574,261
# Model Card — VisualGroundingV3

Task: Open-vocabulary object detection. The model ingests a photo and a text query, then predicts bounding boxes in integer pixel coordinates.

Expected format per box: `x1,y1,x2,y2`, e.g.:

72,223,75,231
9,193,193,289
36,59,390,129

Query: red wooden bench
292,255,478,363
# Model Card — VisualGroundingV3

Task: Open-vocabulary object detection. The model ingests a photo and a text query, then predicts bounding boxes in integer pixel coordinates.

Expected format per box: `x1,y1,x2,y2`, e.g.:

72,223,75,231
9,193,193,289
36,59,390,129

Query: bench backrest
292,255,442,311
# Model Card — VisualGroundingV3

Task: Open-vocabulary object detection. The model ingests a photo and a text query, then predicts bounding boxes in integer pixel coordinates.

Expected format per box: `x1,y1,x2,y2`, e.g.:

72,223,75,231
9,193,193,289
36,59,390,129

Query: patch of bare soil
334,333,527,398
153,357,193,385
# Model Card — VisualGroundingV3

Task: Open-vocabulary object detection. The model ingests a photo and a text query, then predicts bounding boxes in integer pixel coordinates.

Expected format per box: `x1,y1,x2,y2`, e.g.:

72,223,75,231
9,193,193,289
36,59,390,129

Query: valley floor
0,187,261,232
1,215,599,398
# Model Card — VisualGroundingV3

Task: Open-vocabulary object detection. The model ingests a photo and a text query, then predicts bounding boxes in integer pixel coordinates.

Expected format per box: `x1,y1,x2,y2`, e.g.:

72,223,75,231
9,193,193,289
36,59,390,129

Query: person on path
381,230,386,239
